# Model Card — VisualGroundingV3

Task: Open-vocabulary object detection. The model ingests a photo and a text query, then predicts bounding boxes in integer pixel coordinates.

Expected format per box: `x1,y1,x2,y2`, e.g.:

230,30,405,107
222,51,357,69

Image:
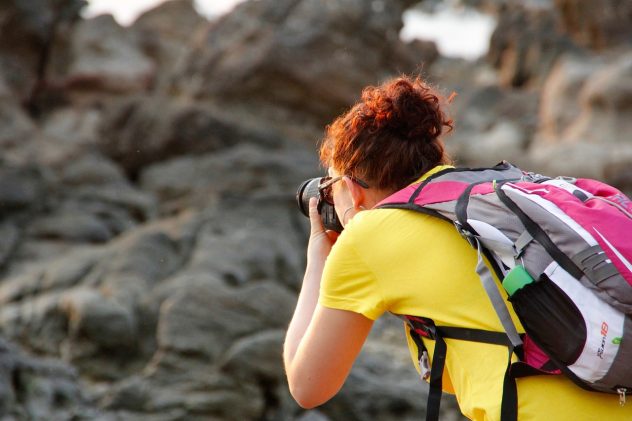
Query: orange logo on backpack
598,322,609,359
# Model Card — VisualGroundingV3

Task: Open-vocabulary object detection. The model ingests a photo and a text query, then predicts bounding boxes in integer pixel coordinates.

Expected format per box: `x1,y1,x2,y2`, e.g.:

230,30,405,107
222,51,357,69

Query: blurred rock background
0,0,630,419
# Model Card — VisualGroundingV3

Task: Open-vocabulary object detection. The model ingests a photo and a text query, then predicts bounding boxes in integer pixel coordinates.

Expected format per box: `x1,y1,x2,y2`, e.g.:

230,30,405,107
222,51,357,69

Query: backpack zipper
617,387,628,406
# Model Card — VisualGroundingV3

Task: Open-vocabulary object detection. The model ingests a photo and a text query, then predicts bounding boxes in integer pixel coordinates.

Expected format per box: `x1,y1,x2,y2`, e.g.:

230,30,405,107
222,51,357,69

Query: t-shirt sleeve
318,232,386,320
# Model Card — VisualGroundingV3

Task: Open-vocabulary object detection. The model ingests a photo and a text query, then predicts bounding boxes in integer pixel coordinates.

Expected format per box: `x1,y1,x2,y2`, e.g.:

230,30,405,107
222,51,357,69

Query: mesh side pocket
509,274,587,365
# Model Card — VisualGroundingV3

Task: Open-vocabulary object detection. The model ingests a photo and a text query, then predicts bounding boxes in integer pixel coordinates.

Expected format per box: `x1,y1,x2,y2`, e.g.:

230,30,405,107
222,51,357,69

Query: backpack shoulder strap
399,314,519,421
376,161,524,210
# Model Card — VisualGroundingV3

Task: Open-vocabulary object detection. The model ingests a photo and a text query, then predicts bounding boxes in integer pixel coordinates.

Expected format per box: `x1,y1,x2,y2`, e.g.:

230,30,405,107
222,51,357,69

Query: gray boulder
97,96,281,175
529,52,632,184
173,0,436,124
131,0,208,91
536,54,604,143
0,0,84,101
0,337,94,420
54,14,155,94
554,0,632,50
487,2,579,88
445,85,539,167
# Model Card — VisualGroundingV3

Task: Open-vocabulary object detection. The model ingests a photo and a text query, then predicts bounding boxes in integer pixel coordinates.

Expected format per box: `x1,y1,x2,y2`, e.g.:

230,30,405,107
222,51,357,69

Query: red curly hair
319,76,453,191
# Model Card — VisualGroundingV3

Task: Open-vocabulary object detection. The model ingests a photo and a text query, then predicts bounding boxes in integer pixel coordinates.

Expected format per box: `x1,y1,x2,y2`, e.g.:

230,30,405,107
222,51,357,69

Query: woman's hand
306,197,339,269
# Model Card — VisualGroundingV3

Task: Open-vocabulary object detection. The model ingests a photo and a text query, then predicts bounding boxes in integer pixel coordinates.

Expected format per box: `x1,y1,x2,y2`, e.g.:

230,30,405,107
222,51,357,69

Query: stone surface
131,0,207,91
554,0,632,50
529,52,632,181
565,52,632,145
536,54,604,143
0,0,85,101
57,15,155,93
173,0,436,124
97,96,281,176
0,0,628,419
487,1,579,87
444,85,539,167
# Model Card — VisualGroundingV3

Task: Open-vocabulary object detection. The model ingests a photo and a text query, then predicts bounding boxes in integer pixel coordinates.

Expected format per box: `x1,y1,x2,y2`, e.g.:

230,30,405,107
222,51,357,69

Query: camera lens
296,177,344,232
296,177,321,217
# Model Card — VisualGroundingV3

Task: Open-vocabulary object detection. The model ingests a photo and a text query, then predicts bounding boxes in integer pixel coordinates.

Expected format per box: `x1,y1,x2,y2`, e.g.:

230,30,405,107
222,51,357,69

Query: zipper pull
617,388,627,406
420,350,431,381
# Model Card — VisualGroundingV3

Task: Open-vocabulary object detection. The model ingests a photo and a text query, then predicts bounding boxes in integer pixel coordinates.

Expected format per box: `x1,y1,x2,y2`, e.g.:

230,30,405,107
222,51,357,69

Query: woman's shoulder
342,206,472,260
346,207,447,238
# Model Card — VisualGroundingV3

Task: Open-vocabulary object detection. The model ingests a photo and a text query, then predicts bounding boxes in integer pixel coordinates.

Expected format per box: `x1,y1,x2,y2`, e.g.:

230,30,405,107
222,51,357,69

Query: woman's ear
343,176,366,209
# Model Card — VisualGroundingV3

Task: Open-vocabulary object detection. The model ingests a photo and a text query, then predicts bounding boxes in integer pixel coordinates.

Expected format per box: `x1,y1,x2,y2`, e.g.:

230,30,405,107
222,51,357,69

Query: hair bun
320,75,453,192
361,77,452,143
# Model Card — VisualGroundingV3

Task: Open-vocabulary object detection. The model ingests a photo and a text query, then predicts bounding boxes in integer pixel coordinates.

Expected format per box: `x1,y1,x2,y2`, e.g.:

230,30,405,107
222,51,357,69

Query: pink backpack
377,161,632,421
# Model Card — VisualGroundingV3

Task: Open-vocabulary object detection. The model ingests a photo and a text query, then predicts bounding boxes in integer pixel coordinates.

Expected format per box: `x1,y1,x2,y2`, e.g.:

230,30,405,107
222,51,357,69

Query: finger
326,230,340,243
308,197,325,233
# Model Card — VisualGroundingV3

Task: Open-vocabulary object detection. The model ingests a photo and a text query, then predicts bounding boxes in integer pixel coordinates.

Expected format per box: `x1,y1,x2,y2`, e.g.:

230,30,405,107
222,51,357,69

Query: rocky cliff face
0,0,630,420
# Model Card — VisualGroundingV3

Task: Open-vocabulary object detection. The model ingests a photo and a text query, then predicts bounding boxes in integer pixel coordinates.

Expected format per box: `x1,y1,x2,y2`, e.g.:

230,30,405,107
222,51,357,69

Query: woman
283,76,631,420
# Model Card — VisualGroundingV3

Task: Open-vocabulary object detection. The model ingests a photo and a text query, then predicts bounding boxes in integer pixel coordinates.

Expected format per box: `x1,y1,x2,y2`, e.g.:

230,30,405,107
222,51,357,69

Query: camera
296,178,343,232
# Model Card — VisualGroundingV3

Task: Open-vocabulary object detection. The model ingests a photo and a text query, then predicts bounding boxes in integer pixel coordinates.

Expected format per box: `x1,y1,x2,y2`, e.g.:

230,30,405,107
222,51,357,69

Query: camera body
296,178,343,232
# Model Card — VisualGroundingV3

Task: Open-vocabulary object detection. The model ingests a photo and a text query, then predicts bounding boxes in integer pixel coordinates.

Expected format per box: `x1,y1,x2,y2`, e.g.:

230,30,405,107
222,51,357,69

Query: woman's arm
285,305,373,408
283,198,373,408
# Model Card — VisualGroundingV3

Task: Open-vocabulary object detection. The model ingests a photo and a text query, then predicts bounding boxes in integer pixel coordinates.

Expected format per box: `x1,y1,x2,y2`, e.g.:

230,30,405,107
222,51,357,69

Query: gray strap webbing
474,239,523,348
514,230,533,256
476,231,533,258
476,237,515,255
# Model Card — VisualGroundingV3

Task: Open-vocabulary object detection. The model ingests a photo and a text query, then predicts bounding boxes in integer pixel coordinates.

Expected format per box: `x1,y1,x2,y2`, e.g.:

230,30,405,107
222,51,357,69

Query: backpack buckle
454,221,477,248
419,350,431,381
618,387,628,406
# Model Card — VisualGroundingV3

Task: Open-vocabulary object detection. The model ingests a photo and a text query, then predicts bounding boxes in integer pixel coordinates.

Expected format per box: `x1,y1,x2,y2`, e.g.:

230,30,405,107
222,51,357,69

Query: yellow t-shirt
319,166,632,421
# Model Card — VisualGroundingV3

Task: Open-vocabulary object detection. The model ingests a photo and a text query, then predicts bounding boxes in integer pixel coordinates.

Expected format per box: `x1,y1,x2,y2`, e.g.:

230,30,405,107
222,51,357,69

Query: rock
28,211,114,243
66,185,157,223
0,248,102,306
554,0,632,50
0,74,11,99
487,2,579,87
185,197,307,290
58,153,128,187
40,107,101,150
133,0,205,44
536,54,604,143
97,96,273,176
100,230,185,289
0,101,36,152
0,336,96,420
0,223,19,272
0,163,48,216
0,292,69,355
61,288,137,349
0,153,158,275
40,249,103,291
173,0,436,124
604,157,632,197
154,275,294,360
218,330,286,382
56,15,155,94
445,85,538,166
131,0,207,90
2,0,628,419
528,142,610,180
0,0,84,101
139,143,318,214
59,288,140,381
458,119,528,166
530,51,632,181
563,52,632,145
296,410,332,421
